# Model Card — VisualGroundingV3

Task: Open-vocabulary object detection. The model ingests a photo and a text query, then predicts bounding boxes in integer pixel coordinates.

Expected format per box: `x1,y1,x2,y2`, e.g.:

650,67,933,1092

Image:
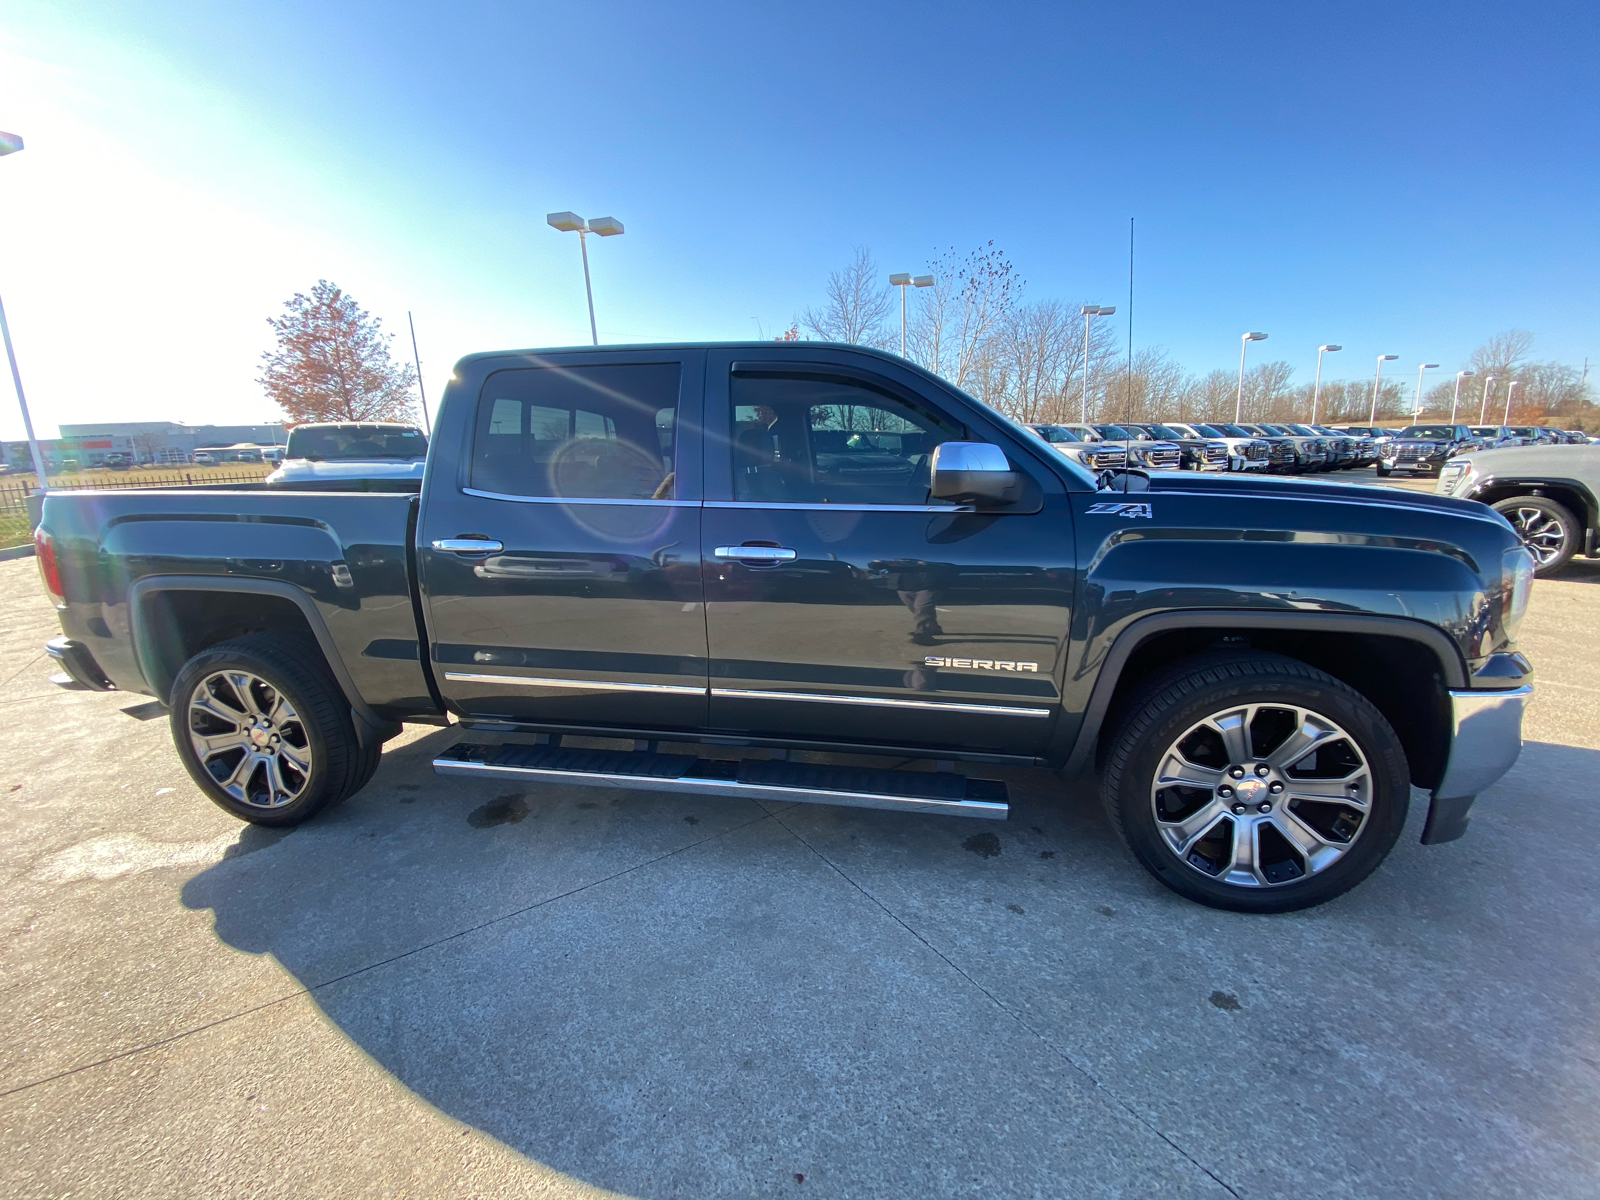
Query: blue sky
1,0,1595,436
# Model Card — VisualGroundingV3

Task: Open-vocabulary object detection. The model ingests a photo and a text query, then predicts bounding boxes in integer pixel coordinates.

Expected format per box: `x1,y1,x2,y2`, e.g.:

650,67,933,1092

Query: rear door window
472,363,681,499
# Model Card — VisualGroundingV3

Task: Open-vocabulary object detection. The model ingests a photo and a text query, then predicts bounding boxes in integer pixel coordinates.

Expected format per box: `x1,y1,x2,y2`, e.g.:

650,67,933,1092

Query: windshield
1210,424,1251,438
285,424,429,461
1093,425,1139,440
1396,426,1456,439
1029,424,1082,443
1148,424,1188,439
1285,425,1319,436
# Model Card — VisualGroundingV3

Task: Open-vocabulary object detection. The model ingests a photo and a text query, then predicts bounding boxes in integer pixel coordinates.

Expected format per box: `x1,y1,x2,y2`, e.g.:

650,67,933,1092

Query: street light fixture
546,211,624,346
1310,344,1341,424
1478,376,1499,425
889,272,933,358
1367,354,1400,424
0,130,50,492
1234,332,1268,423
1080,305,1115,422
1412,362,1441,421
1449,369,1476,424
1503,380,1522,425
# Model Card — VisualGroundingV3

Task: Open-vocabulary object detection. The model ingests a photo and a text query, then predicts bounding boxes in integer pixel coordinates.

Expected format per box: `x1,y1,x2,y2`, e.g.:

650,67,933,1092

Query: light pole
0,131,50,491
1503,380,1522,425
1449,369,1476,424
1367,354,1399,424
1311,344,1341,424
888,272,933,358
1234,332,1268,423
1412,362,1440,422
1478,375,1499,425
547,212,624,345
1080,305,1115,422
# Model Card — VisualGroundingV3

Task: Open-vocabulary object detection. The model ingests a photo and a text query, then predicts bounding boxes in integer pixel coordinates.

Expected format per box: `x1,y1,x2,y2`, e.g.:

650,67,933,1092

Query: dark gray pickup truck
35,342,1535,911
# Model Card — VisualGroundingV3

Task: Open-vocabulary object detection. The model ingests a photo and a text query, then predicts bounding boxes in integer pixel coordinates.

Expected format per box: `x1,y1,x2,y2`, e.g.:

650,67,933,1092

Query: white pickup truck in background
266,421,430,484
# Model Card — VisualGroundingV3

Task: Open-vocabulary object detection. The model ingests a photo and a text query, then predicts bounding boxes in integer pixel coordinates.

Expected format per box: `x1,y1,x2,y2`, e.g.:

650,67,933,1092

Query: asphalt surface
2,476,1597,1199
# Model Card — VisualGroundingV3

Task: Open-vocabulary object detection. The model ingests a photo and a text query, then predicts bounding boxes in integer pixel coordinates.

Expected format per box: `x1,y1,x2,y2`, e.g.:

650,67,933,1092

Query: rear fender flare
128,575,401,748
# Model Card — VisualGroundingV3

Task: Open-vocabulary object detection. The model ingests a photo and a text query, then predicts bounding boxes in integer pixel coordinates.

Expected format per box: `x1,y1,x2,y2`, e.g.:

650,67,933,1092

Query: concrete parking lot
2,485,1597,1198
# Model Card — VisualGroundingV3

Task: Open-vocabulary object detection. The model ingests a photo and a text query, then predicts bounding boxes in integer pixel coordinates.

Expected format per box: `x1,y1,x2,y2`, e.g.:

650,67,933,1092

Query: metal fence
0,467,274,516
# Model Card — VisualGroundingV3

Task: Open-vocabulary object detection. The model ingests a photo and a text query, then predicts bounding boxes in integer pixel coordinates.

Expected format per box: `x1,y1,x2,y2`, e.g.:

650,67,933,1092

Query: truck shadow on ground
180,730,1600,1199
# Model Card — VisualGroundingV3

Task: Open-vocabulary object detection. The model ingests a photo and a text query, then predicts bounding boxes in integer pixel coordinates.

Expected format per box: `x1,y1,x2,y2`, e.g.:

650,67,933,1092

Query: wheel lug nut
1232,804,1246,815
1218,786,1233,798
1255,764,1270,777
1229,767,1245,779
1268,782,1283,794
1258,802,1272,813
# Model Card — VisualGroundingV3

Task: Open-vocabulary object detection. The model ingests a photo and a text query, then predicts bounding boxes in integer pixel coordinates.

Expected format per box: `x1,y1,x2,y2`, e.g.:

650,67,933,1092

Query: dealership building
3,421,288,469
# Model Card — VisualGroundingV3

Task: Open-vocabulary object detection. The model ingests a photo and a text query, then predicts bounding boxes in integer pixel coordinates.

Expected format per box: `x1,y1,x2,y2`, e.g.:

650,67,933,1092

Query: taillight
36,528,63,604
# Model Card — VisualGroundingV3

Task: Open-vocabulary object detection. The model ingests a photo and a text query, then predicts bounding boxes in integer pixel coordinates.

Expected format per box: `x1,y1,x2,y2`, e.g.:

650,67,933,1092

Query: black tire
1492,495,1580,576
169,635,365,826
1376,463,1392,476
1100,652,1410,913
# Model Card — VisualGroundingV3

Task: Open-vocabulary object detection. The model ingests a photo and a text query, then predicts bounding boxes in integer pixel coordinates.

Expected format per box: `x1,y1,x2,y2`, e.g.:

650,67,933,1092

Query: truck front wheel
1491,495,1579,575
1101,653,1410,913
169,635,366,826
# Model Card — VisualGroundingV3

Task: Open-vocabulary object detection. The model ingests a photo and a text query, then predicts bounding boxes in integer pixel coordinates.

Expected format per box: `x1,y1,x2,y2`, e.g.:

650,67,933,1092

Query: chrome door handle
432,538,504,553
714,545,797,562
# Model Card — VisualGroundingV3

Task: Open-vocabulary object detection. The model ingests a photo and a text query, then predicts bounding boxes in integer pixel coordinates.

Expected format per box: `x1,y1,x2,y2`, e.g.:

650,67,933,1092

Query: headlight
1501,546,1535,641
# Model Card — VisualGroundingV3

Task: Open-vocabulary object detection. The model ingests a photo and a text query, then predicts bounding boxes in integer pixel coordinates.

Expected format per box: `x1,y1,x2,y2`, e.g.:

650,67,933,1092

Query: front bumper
1421,685,1532,844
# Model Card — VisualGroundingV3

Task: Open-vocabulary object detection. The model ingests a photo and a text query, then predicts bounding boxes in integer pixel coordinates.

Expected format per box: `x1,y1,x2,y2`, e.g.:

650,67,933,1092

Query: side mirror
929,441,1019,504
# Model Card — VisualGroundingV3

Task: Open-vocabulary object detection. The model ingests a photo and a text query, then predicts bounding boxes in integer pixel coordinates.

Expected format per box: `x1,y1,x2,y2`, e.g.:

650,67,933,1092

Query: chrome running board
432,742,1008,820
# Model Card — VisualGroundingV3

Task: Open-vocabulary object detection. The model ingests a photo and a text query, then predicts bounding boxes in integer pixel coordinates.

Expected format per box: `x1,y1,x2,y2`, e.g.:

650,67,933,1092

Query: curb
0,543,36,561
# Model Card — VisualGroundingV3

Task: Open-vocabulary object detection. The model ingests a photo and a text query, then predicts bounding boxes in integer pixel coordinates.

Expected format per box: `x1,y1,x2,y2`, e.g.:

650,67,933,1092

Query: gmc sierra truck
35,343,1536,912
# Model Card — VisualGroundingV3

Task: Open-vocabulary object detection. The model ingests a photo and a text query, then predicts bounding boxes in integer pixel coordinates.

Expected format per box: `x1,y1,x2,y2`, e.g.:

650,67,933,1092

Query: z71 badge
1085,501,1153,519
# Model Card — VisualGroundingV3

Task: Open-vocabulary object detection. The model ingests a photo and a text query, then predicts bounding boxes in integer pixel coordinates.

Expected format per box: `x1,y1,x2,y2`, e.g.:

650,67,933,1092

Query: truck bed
40,487,438,721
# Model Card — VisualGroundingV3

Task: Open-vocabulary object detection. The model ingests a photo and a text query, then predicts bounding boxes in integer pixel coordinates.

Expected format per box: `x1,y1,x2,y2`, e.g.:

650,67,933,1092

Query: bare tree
907,243,1021,391
803,248,894,348
259,281,418,424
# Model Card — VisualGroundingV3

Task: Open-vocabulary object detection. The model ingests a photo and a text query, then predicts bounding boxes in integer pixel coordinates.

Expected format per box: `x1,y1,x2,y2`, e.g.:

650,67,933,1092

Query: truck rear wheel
169,635,365,826
1101,653,1410,913
1491,495,1579,575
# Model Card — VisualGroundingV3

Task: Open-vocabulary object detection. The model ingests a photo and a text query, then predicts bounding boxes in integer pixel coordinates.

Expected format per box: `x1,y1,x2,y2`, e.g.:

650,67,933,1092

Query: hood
1448,443,1600,474
1138,466,1499,518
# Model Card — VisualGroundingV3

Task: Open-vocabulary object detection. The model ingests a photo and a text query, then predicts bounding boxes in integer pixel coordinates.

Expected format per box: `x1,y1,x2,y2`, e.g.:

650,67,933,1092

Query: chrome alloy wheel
1501,503,1569,568
1150,703,1372,888
187,670,313,808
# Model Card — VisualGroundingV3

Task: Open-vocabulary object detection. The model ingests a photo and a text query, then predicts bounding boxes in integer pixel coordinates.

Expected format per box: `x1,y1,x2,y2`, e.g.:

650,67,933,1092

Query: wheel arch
1059,611,1465,791
129,576,400,746
1472,476,1598,533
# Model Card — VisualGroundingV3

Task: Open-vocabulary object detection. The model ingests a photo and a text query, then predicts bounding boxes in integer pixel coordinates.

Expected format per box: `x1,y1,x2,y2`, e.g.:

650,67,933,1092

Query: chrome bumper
1422,685,1532,844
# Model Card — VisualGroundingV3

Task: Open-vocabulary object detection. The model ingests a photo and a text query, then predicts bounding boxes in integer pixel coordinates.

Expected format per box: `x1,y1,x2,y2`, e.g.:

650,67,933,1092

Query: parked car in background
1315,426,1375,466
1239,424,1327,473
1468,426,1517,448
1559,430,1592,444
1026,424,1128,473
103,452,133,471
1126,422,1232,471
1380,425,1480,477
1504,426,1556,445
191,451,216,465
1168,422,1271,472
1438,441,1600,575
266,422,430,485
1091,424,1184,469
